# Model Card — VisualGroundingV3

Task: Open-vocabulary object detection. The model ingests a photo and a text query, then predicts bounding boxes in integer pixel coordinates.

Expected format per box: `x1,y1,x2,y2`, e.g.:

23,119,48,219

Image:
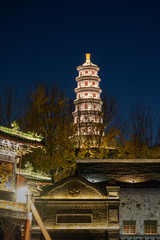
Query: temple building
73,53,103,136
0,122,44,239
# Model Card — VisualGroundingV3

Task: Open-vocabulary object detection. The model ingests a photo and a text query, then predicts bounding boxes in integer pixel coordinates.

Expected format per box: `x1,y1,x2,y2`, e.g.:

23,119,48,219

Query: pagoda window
84,104,88,109
93,93,96,97
85,70,88,74
85,92,88,96
78,94,80,98
85,81,88,86
92,70,94,74
85,116,88,120
79,82,81,87
95,117,97,121
80,72,82,76
92,81,95,86
94,104,96,108
84,128,88,133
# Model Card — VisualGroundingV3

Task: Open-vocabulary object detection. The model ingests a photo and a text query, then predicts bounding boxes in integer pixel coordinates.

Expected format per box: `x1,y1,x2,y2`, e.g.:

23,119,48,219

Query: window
93,93,96,97
78,94,80,98
85,70,88,74
85,92,88,96
92,70,94,74
79,82,81,86
84,104,88,109
92,81,95,85
80,72,82,76
144,221,157,234
85,81,88,86
95,117,97,121
57,214,92,223
123,221,136,234
94,104,96,108
85,116,88,120
83,128,88,133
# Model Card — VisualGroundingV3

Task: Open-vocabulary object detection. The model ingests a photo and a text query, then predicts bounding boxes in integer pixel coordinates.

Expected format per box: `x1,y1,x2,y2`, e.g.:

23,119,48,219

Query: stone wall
119,188,160,235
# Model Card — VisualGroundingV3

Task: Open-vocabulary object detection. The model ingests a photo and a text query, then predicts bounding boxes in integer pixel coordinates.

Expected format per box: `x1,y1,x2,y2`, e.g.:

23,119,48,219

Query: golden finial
86,53,91,62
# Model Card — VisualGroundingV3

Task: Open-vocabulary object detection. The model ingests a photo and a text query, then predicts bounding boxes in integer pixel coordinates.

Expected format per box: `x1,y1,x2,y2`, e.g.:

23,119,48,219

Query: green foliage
19,84,76,182
18,86,160,185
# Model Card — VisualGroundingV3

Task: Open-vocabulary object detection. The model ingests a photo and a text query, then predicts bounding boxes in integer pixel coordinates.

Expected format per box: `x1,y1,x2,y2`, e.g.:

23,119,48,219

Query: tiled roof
77,159,160,183
0,124,44,147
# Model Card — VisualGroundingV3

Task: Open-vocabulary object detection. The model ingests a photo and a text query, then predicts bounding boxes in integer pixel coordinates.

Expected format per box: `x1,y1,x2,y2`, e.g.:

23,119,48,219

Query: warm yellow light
16,186,28,203
86,53,91,62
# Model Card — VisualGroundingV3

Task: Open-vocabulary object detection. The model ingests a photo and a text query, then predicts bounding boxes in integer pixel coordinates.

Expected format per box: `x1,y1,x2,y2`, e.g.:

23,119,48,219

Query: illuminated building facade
32,176,120,240
0,122,43,239
73,54,103,136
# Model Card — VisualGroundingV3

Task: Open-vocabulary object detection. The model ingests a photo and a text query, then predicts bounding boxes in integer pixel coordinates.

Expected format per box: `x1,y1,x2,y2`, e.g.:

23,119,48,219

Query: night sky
0,0,160,117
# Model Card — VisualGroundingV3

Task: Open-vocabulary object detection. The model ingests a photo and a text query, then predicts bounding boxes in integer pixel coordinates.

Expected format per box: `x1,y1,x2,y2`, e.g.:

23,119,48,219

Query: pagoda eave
77,65,100,71
74,86,102,93
74,98,103,104
76,76,101,82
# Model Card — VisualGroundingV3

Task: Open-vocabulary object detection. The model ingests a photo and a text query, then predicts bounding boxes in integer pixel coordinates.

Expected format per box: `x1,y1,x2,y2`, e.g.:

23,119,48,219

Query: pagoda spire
85,53,91,63
73,54,103,137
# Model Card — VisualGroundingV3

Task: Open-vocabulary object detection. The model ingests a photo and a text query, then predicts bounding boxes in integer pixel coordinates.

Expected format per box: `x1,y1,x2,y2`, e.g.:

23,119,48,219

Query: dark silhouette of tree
121,103,156,158
0,85,22,127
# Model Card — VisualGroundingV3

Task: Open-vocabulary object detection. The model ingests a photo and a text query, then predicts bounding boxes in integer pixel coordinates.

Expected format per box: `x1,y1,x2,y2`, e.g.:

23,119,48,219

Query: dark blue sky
0,0,160,116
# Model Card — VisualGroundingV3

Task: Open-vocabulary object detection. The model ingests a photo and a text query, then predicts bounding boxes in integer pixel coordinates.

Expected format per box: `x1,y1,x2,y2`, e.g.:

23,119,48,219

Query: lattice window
85,70,88,74
85,81,88,86
144,221,157,234
93,93,96,97
123,221,136,234
92,81,95,85
85,92,88,96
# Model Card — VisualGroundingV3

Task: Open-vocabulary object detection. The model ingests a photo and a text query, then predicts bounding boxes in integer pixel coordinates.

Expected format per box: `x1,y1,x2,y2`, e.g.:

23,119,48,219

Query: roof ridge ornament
11,120,20,131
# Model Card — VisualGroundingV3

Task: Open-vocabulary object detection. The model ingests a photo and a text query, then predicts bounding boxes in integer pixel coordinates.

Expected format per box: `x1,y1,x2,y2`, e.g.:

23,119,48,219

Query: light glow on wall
16,186,28,203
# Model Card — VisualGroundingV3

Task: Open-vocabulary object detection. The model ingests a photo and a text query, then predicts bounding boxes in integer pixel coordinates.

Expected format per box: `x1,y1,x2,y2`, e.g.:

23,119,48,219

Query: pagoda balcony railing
75,76,101,82
74,86,102,92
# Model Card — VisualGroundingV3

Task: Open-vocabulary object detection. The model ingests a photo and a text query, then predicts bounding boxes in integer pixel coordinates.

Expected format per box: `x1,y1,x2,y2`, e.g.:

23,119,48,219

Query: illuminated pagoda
0,121,44,239
73,53,103,136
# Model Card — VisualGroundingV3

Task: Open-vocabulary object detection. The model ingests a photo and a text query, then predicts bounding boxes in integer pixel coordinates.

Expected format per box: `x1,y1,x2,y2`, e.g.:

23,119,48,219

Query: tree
20,84,76,182
120,103,156,158
0,85,22,127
